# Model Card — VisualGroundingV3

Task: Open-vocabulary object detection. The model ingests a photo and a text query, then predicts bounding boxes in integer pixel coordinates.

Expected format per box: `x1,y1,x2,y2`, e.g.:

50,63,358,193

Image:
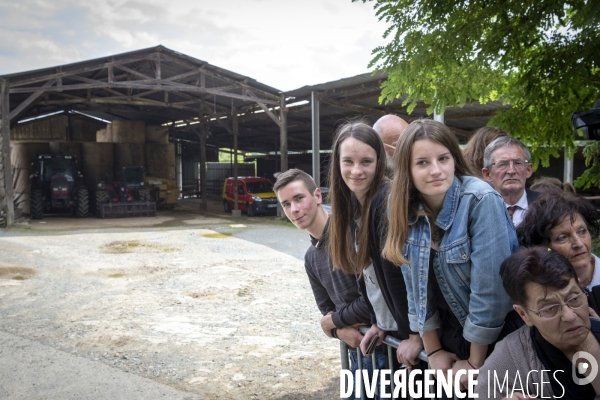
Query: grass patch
202,233,231,239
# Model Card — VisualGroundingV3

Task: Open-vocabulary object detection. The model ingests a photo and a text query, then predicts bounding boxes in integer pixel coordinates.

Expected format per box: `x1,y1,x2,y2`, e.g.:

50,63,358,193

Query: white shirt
354,217,397,331
588,254,600,290
506,191,529,227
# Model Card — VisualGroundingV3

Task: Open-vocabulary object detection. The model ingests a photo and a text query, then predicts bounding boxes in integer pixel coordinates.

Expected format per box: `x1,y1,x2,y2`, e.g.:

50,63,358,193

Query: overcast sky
0,0,387,91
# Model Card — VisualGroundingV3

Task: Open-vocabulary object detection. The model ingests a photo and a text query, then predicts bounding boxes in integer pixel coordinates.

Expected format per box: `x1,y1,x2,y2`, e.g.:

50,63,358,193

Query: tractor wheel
139,187,150,201
30,188,44,220
247,203,255,217
75,187,89,218
224,201,231,213
95,189,108,217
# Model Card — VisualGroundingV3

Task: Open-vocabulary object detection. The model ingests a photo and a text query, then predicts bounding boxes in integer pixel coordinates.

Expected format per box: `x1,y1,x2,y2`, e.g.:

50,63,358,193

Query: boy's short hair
273,168,318,195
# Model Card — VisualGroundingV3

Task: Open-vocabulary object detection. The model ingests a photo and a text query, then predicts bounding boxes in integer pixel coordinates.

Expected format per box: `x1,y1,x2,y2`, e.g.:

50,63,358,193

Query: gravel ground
0,199,341,399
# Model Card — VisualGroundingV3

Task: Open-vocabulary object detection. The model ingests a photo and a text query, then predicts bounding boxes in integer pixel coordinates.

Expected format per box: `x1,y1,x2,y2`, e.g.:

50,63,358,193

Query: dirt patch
100,240,177,253
0,222,340,399
0,266,35,280
187,288,227,301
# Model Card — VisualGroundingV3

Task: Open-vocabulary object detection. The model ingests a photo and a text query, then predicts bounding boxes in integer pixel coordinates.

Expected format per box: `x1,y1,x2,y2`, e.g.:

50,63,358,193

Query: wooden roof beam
9,81,280,105
8,54,155,87
158,52,280,102
8,79,55,121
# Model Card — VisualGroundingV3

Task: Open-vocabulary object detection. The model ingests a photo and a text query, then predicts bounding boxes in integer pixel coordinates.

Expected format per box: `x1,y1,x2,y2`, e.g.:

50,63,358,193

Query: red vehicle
29,155,89,219
222,177,278,216
94,166,156,218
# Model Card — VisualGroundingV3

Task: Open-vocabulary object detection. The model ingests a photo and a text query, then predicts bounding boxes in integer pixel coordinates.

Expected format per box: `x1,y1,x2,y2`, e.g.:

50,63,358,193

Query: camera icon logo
572,351,598,385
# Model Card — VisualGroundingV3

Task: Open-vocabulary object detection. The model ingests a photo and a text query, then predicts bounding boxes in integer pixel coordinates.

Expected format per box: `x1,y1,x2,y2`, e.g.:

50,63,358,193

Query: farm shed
0,45,508,226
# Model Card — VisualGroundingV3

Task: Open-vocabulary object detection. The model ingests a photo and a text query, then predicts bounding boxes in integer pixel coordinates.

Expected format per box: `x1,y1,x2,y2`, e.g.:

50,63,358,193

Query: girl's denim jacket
401,175,518,345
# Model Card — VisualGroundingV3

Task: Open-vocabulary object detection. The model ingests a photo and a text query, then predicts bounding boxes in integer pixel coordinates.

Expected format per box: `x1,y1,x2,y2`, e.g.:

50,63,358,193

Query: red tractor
94,166,156,218
29,155,89,219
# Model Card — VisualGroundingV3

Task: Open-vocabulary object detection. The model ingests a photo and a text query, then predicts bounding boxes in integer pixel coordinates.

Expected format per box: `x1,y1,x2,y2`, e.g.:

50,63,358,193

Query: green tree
361,0,600,183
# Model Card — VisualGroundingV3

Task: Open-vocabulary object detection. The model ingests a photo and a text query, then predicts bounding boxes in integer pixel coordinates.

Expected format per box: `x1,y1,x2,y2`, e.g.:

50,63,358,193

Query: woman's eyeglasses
527,292,587,319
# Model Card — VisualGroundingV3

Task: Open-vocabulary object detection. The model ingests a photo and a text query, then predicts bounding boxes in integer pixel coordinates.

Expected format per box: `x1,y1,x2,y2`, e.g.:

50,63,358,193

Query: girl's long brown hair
382,119,473,265
328,121,387,276
462,126,508,178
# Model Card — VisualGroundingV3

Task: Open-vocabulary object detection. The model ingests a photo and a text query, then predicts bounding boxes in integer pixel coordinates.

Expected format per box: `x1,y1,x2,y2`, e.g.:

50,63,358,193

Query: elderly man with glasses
482,136,540,227
476,247,600,399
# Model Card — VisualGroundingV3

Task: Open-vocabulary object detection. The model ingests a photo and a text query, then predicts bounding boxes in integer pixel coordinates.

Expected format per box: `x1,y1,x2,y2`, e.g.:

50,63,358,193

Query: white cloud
0,0,387,90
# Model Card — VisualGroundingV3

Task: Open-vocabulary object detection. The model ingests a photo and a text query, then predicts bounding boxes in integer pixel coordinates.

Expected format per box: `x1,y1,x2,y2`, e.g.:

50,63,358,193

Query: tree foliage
360,0,600,183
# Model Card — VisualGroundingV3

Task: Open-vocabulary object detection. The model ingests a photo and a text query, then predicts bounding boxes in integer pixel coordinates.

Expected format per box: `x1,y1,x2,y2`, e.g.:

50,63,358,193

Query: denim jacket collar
408,175,462,230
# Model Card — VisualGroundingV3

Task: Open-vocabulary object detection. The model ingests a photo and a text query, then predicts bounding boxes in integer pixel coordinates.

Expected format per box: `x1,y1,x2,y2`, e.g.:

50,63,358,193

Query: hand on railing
359,324,386,356
320,312,336,336
451,359,479,392
356,325,429,362
396,333,423,369
336,327,364,348
428,349,459,379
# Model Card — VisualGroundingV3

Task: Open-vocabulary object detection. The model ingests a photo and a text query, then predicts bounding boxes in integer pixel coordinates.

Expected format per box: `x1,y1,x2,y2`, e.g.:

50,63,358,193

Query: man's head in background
482,136,533,206
372,114,409,174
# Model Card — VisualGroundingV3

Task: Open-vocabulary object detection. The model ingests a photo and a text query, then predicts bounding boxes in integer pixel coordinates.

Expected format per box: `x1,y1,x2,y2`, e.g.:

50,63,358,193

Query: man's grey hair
483,136,531,169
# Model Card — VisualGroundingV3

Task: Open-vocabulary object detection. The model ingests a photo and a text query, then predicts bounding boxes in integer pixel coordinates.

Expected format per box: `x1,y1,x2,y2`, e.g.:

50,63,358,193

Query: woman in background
462,126,508,178
477,247,600,399
517,191,600,315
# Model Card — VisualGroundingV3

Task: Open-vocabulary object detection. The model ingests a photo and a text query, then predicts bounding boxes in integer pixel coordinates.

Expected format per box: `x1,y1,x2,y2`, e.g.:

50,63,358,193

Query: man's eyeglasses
526,292,587,319
488,158,529,171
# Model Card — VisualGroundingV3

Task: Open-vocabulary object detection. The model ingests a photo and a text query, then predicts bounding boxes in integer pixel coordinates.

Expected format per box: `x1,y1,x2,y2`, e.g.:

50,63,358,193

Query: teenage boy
274,168,386,399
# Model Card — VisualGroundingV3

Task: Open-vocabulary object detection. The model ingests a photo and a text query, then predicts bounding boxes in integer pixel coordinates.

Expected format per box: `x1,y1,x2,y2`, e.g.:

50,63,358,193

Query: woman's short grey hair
483,136,532,169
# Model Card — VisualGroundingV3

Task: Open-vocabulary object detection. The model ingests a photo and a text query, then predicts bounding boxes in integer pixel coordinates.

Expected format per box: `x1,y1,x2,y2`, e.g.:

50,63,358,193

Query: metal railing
339,326,464,400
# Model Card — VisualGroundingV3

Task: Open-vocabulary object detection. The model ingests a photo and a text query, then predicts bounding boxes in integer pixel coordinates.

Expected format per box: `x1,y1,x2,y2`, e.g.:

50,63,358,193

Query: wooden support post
311,91,320,187
199,123,208,213
279,94,288,172
1,79,15,227
176,141,182,193
232,105,240,216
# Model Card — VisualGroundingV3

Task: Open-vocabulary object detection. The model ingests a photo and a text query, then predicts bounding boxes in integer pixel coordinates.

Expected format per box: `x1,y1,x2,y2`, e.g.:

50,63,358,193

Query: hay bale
145,143,176,180
82,142,114,187
114,143,145,177
10,142,51,215
10,142,52,169
96,125,112,143
111,120,145,143
145,125,169,144
49,142,82,160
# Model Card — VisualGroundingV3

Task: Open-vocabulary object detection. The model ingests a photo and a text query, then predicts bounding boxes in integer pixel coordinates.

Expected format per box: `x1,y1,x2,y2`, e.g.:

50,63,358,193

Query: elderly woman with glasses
517,191,600,293
476,247,600,400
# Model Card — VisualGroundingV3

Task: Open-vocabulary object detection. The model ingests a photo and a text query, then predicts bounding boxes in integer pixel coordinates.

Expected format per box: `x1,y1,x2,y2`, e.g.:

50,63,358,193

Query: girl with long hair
327,121,405,358
328,121,387,277
383,119,518,389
